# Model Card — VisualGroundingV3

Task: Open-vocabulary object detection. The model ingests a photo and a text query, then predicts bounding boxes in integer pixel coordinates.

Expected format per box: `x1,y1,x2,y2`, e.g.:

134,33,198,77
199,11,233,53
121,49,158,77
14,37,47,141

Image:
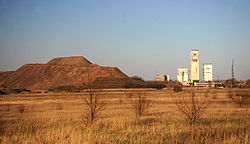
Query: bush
228,90,249,107
82,68,106,125
56,103,63,110
245,79,250,88
18,104,25,114
171,90,213,125
165,81,182,88
173,85,183,92
144,81,166,89
130,76,145,82
52,85,81,92
126,91,152,120
224,78,238,88
124,80,166,89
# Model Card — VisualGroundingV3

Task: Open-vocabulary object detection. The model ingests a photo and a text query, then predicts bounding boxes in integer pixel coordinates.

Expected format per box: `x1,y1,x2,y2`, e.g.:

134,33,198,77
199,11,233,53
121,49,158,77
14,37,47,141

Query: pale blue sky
0,0,249,80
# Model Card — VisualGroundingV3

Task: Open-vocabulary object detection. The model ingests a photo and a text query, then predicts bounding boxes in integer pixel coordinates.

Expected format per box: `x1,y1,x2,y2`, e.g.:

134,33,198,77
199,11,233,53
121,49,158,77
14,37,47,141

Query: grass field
0,88,249,143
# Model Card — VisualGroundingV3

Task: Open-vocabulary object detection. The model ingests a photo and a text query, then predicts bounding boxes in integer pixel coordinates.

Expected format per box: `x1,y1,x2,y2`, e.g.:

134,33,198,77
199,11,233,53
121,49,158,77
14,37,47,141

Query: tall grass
0,88,249,143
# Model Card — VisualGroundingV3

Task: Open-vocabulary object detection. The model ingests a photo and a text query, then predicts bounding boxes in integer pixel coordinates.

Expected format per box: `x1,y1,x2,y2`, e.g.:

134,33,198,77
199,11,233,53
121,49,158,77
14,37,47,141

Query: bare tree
0,113,4,120
173,84,183,92
225,78,238,88
82,68,106,125
17,104,25,114
171,89,213,125
228,90,249,108
127,90,152,120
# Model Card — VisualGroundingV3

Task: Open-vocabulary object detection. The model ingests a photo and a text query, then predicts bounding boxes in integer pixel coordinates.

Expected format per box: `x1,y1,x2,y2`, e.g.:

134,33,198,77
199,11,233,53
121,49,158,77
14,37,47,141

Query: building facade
155,74,167,81
166,75,170,81
177,68,188,82
190,49,199,82
203,64,213,81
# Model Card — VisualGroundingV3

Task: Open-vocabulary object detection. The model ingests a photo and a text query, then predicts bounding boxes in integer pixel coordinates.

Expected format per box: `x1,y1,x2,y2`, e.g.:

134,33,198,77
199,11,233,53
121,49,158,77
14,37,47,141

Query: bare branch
127,90,152,120
171,89,213,125
228,90,249,108
82,68,106,125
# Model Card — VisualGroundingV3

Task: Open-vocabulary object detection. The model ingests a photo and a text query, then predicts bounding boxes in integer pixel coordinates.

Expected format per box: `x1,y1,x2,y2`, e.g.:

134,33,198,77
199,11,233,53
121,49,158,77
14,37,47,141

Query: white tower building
177,68,188,82
203,64,213,81
190,49,199,83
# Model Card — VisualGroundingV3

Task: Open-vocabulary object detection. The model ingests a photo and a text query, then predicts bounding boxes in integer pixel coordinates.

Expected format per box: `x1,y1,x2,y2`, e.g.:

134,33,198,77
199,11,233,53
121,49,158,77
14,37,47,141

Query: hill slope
0,56,128,90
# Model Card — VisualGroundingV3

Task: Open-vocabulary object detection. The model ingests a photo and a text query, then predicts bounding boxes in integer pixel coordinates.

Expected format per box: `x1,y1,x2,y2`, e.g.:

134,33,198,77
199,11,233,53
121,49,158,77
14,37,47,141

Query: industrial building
156,49,215,86
166,75,170,81
155,74,169,81
190,49,199,83
203,64,213,81
174,49,215,86
177,68,188,82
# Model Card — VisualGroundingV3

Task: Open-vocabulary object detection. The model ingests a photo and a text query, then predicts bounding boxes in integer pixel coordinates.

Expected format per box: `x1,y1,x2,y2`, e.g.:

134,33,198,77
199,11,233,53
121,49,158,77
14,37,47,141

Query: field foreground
0,88,249,143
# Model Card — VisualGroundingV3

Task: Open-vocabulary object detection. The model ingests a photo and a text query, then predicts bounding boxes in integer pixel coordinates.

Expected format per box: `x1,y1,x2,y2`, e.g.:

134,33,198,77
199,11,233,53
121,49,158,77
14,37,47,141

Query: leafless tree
173,84,183,92
228,90,249,108
17,104,25,114
171,89,213,125
56,103,63,110
0,113,4,119
127,90,152,120
82,68,106,125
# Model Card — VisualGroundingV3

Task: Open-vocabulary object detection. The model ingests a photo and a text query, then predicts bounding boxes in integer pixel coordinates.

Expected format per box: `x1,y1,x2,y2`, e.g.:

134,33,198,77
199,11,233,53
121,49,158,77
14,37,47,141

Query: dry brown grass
0,88,249,143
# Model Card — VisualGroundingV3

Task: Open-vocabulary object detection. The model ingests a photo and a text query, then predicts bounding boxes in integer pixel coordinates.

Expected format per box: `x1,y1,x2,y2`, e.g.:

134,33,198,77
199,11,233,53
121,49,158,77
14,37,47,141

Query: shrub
224,78,238,88
126,91,152,120
52,85,80,92
171,89,213,125
130,76,145,82
56,103,63,110
18,104,25,114
144,81,166,89
82,68,106,125
245,79,250,88
173,85,183,92
228,90,249,107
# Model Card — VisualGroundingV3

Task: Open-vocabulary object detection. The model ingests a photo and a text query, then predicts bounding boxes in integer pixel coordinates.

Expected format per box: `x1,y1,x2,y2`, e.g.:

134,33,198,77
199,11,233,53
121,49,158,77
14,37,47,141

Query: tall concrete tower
177,68,188,82
190,49,199,83
203,64,213,81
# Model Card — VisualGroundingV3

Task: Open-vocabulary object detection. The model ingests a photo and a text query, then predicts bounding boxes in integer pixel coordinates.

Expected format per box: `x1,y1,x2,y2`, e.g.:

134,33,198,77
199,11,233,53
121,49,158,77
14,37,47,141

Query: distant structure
174,49,221,87
232,59,234,79
177,68,188,82
203,64,213,81
155,74,169,81
166,75,170,81
190,49,199,83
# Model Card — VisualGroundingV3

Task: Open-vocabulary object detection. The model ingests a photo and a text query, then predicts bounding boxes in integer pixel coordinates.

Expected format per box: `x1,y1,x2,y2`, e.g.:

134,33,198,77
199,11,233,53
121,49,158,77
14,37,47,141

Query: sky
0,0,249,80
